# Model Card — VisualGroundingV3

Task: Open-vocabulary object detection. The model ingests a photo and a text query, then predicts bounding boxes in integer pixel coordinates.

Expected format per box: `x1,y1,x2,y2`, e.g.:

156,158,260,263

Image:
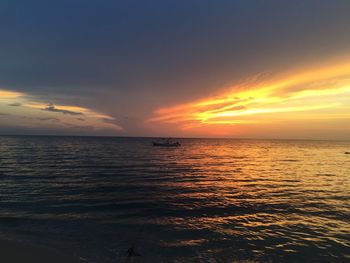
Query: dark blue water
0,136,349,262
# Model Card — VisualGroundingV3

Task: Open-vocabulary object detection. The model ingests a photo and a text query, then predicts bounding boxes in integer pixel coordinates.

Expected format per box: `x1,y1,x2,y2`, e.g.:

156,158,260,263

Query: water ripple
0,136,349,262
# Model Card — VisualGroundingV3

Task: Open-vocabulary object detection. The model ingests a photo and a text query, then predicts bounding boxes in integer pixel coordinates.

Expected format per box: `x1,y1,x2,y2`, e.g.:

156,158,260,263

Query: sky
1,0,350,139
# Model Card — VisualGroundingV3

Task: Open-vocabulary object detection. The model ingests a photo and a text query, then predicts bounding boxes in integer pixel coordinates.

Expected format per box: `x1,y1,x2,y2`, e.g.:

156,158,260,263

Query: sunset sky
1,0,350,139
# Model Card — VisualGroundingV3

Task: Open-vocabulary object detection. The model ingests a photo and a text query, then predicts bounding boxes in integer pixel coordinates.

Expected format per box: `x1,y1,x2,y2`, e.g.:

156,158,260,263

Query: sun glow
149,60,350,134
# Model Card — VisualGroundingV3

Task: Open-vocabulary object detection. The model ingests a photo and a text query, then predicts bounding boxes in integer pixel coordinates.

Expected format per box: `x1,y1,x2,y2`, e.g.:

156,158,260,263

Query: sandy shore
0,239,81,263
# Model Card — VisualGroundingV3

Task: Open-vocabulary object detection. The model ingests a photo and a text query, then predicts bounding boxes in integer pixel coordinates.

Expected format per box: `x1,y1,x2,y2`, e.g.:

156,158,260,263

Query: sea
0,136,349,262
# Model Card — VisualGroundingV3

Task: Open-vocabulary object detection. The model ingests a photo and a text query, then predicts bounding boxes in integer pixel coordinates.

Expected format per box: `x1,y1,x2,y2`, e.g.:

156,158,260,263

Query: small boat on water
345,151,350,154
152,138,181,147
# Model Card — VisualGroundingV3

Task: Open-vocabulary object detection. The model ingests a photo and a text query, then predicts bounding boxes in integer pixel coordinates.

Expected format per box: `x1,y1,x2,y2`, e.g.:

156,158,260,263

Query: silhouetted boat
153,142,180,147
345,151,350,154
152,138,180,147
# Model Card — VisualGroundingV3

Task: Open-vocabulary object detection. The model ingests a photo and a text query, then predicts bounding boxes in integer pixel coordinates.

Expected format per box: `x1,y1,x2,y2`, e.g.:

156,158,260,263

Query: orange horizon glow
149,59,350,134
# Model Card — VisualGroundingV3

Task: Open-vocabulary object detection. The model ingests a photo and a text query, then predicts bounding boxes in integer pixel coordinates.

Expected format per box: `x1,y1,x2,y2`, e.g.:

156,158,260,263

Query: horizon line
0,133,349,142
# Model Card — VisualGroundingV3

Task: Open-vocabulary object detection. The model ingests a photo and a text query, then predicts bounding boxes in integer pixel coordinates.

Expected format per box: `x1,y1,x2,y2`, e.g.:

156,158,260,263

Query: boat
153,141,180,147
152,138,181,147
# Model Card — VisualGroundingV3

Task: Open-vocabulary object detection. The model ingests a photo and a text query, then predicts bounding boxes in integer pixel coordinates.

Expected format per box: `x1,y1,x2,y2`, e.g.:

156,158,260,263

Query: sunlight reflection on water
0,136,349,262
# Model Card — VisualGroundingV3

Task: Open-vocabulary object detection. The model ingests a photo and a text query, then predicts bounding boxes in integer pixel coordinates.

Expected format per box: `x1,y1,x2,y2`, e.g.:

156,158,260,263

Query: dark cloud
0,113,10,116
102,118,117,125
38,117,59,121
8,102,22,107
19,116,34,119
42,104,83,116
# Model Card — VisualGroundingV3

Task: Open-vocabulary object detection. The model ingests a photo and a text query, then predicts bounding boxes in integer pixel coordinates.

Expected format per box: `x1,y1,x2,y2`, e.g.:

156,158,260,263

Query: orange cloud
0,88,122,132
149,60,350,132
0,89,24,99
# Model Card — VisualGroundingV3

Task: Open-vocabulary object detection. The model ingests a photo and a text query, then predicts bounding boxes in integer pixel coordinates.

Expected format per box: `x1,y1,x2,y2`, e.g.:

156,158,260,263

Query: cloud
37,117,59,122
0,87,123,134
8,102,22,107
149,60,350,130
0,90,23,98
102,118,117,125
42,104,83,115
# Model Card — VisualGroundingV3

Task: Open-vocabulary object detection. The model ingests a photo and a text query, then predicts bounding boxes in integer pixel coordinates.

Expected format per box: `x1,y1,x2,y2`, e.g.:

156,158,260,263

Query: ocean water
0,136,349,262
